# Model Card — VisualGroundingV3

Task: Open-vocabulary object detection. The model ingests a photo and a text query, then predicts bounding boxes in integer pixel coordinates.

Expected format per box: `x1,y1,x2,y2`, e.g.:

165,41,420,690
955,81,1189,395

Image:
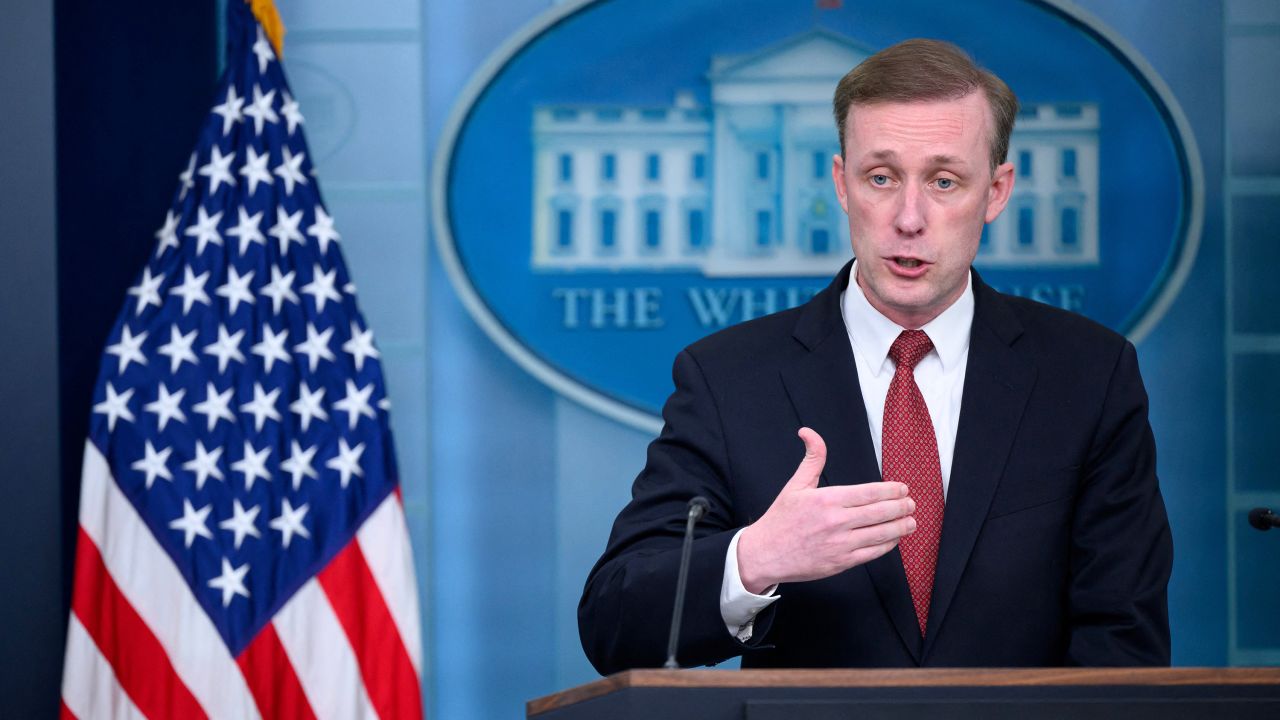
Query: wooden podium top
528,667,1280,716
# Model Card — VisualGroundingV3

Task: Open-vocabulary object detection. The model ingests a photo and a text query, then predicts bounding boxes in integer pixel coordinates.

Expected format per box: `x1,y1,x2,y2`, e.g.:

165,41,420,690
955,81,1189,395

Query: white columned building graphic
531,30,1100,276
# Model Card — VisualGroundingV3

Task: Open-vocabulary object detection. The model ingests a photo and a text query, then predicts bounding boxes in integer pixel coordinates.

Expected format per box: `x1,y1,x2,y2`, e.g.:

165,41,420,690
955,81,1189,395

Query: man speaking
578,38,1172,673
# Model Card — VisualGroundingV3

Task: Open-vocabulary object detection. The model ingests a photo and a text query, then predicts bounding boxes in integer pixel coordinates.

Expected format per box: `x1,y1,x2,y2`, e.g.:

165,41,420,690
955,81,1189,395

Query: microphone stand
664,496,709,670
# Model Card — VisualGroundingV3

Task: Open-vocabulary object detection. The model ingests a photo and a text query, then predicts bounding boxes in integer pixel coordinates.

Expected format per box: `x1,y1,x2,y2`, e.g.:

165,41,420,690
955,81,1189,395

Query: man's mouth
893,257,923,268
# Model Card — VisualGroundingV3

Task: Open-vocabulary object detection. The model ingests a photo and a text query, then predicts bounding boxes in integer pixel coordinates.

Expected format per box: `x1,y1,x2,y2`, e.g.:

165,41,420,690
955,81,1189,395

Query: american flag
60,2,424,718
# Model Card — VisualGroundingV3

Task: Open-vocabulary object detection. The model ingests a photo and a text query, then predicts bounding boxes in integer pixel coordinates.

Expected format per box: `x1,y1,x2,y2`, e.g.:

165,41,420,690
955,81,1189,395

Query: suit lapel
779,261,924,663
921,274,1036,659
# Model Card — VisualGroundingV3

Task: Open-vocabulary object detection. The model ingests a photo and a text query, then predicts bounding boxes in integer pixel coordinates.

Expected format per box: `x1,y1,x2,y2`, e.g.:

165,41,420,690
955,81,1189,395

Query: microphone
663,496,710,670
1249,507,1280,532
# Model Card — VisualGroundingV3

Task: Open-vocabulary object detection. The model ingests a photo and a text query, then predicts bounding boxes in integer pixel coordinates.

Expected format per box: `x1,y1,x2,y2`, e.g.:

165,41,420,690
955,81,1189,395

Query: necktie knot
889,329,934,370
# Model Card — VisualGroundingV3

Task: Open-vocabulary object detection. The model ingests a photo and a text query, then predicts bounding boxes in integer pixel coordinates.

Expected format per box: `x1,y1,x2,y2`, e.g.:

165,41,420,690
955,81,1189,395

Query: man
579,38,1172,674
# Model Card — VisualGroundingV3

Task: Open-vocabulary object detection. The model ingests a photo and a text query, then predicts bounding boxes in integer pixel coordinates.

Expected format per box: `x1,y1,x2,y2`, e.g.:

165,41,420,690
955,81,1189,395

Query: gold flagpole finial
247,0,286,58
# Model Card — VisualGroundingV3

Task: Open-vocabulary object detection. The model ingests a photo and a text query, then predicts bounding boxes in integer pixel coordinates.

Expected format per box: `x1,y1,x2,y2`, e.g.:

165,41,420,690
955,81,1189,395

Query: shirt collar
841,260,974,377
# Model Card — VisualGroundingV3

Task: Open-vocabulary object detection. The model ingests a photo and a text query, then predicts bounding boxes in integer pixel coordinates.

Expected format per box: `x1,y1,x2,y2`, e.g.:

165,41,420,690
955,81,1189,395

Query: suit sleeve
577,348,773,675
1066,340,1173,665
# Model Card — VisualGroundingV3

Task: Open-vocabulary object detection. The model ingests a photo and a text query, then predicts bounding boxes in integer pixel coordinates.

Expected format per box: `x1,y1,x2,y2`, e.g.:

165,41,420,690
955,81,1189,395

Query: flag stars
301,265,342,312
268,207,305,255
240,382,282,432
143,383,187,432
183,440,225,491
251,324,292,372
197,146,237,196
204,325,246,373
178,153,196,201
289,382,328,432
208,558,251,607
155,210,181,257
231,441,272,492
93,382,135,432
280,92,304,135
280,440,319,490
193,382,236,432
210,85,244,136
226,207,266,256
219,500,262,550
294,323,336,372
243,84,278,136
270,498,311,549
239,145,274,197
169,499,213,548
307,206,341,254
273,147,308,196
184,206,225,256
157,324,200,374
334,380,376,430
170,267,212,316
106,325,148,374
128,267,165,316
260,266,300,315
131,440,174,489
326,438,366,488
252,27,275,75
343,322,380,372
216,267,256,314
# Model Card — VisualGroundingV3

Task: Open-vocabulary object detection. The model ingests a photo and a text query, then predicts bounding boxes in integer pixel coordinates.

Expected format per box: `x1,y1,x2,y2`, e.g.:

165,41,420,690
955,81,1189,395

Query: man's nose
894,183,926,237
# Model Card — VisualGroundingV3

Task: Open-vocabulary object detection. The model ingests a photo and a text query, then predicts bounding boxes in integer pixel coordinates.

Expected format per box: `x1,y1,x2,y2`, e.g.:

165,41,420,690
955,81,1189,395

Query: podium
529,668,1280,719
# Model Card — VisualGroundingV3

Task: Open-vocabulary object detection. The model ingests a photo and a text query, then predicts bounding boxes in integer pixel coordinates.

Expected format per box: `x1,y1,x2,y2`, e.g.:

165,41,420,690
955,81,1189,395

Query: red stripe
71,527,208,720
237,622,318,720
317,540,423,720
59,699,76,720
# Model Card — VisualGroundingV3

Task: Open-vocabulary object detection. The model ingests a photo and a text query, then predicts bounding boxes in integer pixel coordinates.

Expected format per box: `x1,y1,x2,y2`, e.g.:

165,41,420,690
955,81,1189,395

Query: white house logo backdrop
434,0,1201,431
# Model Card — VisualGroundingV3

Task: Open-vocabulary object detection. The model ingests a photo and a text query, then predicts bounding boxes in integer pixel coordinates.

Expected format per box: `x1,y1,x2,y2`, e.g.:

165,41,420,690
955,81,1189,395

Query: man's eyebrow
928,154,968,166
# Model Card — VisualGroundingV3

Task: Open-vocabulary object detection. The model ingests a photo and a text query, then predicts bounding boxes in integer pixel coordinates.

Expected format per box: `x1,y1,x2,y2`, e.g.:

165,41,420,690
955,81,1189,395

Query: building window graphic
530,31,1099,274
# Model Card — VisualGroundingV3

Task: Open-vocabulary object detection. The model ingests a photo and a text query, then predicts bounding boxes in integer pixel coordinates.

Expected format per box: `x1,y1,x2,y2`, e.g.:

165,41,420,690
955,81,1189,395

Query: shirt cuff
720,528,780,642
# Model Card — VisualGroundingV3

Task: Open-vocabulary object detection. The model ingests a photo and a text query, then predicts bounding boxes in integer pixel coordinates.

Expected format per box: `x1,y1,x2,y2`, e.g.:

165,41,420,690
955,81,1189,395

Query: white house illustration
531,29,1099,276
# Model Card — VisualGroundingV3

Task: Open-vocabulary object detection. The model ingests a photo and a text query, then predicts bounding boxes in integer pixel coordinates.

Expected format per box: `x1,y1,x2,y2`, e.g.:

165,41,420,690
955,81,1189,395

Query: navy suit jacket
578,261,1172,674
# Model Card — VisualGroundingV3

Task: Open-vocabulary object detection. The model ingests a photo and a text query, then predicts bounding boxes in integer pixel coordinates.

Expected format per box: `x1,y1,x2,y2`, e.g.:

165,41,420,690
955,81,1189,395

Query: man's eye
936,178,955,189
871,175,889,186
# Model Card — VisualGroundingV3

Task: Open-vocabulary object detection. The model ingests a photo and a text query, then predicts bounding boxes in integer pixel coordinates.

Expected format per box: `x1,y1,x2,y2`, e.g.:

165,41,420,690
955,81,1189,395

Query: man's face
832,92,1014,329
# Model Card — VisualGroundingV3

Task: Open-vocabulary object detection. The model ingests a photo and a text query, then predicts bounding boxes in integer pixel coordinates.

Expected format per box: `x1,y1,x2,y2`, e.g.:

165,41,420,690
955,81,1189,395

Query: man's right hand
736,427,917,594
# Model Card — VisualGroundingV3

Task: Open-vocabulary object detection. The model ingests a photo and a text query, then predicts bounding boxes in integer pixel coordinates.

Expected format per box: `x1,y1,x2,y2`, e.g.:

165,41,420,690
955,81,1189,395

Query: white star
301,265,342,312
378,398,392,411
215,266,255,314
169,499,213,548
280,92,304,135
251,324,291,372
131,440,173,489
231,441,272,492
293,323,336,372
270,498,311,548
182,440,225,491
240,382,282,432
226,207,266,255
325,437,366,489
333,379,376,430
208,557,250,607
268,207,305,255
178,153,196,201
342,322,380,372
169,267,212,315
183,205,225,256
218,500,262,550
280,440,319,490
127,267,165,316
306,206,341,254
260,266,299,315
210,85,244,136
273,147,308,196
197,145,237,195
344,282,357,294
192,382,235,432
252,27,275,75
289,382,328,432
143,383,187,431
203,325,246,373
93,382,135,432
238,145,273,197
154,210,181,257
157,324,199,374
105,325,148,374
243,84,278,136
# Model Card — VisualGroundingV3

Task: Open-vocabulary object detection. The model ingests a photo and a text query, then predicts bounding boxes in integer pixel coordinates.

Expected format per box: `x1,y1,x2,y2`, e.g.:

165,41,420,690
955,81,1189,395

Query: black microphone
1249,507,1280,532
664,496,710,670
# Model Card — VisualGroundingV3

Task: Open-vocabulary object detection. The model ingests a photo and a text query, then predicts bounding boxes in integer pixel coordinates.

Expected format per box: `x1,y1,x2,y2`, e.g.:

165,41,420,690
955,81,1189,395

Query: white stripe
61,614,147,720
355,493,424,676
273,578,379,720
77,441,261,720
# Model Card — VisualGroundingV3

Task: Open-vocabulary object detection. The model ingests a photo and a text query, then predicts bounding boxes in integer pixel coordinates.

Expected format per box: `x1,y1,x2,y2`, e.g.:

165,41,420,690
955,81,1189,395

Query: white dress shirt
720,262,975,641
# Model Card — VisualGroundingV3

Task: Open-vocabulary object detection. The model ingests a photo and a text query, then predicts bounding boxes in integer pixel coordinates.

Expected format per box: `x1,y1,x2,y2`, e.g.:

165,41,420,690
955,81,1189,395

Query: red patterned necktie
882,329,944,636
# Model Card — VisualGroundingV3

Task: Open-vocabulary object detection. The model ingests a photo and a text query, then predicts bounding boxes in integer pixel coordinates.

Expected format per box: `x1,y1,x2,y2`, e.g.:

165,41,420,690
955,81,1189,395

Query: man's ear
832,154,850,214
984,161,1015,223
